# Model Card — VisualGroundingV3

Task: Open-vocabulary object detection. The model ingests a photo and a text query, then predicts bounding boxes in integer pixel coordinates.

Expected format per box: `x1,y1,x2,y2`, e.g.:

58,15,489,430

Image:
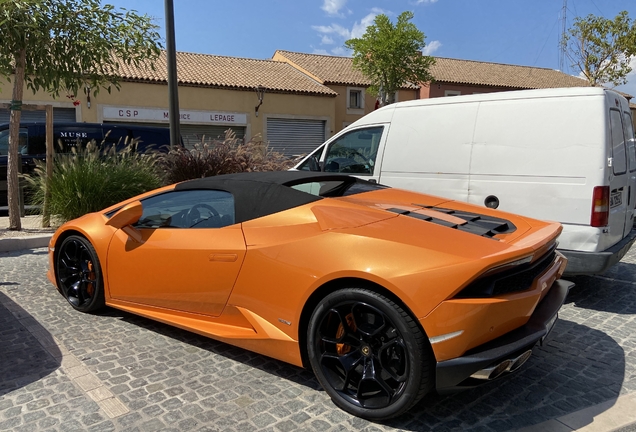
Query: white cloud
312,24,350,38
313,9,387,53
351,12,378,38
416,0,438,4
422,40,441,55
312,48,330,55
331,46,349,56
321,35,335,44
322,0,347,16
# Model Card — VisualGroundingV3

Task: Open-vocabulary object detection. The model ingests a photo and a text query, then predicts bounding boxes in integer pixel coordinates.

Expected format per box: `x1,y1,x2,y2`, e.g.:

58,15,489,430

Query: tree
0,0,161,230
562,11,636,87
344,11,435,106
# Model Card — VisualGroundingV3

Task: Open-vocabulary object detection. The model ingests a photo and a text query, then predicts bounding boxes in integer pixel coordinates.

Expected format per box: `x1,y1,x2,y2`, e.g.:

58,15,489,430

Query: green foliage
344,11,435,105
563,11,636,86
25,141,162,222
161,130,297,184
0,0,162,96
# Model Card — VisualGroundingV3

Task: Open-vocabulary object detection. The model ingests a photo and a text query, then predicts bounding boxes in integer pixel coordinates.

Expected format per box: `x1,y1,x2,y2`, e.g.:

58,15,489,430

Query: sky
102,0,636,97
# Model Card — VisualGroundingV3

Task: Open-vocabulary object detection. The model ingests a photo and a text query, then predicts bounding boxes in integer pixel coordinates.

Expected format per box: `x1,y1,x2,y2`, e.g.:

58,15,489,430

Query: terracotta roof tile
275,50,371,86
114,51,337,96
274,50,418,89
274,50,591,90
431,57,590,89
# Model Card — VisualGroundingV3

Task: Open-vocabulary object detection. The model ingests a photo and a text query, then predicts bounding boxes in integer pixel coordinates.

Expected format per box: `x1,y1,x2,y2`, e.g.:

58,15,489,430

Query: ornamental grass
160,130,297,184
26,138,162,222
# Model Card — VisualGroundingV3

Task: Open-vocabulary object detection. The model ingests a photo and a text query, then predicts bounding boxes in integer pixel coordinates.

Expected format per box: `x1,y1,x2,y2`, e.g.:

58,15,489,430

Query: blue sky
103,0,636,96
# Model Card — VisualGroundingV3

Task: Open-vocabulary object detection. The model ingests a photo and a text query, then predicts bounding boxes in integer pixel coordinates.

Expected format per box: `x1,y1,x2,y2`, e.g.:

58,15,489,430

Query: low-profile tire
307,288,434,420
56,235,105,313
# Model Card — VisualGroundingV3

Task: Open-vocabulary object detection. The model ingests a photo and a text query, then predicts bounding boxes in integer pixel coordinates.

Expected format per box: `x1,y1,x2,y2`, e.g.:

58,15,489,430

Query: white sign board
102,106,247,125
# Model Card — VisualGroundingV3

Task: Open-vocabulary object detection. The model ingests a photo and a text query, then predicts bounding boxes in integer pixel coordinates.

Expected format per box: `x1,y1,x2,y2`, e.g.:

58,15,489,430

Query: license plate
610,190,622,208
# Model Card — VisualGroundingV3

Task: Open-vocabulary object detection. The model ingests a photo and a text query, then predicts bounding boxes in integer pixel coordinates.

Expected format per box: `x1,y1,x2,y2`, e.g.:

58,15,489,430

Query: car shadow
0,291,62,397
564,261,636,315
0,248,49,258
104,301,625,431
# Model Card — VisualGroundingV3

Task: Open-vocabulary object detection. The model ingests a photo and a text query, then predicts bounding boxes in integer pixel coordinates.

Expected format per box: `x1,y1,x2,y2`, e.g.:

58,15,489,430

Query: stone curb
0,234,52,253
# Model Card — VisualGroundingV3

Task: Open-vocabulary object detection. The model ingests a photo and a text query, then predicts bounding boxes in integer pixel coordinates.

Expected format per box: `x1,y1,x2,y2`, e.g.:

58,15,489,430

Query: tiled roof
114,51,337,96
273,50,418,89
274,50,371,86
274,50,591,90
430,57,590,89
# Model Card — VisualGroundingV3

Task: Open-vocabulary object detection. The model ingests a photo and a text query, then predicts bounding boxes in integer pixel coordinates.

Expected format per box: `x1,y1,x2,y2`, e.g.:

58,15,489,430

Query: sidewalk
0,214,56,252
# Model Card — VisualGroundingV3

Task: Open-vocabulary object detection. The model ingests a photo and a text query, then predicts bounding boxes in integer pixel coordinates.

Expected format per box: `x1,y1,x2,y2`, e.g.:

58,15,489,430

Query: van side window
623,112,636,173
323,127,384,175
610,110,627,175
297,145,325,171
0,128,28,155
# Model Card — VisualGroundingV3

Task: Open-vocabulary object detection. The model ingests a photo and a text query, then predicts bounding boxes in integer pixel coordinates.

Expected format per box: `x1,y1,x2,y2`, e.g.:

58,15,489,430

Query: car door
106,189,246,317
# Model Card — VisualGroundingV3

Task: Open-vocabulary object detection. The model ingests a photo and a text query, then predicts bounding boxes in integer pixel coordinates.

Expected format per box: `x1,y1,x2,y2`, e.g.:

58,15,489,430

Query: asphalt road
1,246,635,431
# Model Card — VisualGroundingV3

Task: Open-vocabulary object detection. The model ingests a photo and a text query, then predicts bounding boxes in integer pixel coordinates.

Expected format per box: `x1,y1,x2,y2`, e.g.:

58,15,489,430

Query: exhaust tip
469,350,533,381
509,350,532,372
488,359,512,380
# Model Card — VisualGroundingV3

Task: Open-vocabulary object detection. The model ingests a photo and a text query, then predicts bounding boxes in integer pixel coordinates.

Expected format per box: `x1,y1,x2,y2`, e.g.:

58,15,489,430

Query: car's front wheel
307,288,434,420
56,235,105,313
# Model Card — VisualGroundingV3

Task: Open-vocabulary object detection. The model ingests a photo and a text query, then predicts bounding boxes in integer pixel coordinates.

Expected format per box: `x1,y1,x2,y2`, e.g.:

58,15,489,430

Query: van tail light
591,186,609,227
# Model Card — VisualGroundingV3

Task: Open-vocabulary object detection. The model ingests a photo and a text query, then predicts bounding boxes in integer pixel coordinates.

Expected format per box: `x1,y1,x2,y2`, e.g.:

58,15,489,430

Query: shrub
26,140,162,222
160,130,297,184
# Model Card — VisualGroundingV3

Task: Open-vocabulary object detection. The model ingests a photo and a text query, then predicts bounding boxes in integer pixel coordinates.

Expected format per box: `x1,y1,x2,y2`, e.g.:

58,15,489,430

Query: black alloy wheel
307,288,433,420
56,235,105,313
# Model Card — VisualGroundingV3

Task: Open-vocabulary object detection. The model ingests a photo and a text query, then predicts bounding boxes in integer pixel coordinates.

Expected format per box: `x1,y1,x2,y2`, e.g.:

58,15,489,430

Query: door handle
210,254,238,262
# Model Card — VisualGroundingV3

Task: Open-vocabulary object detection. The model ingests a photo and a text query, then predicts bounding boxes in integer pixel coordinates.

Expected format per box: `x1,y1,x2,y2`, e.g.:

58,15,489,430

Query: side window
610,109,627,175
623,112,636,173
323,127,384,175
346,87,365,113
297,145,324,171
136,190,235,229
0,128,29,155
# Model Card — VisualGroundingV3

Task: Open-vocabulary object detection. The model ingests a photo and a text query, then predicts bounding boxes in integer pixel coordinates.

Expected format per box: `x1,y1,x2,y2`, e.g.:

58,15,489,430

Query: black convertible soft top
174,171,379,224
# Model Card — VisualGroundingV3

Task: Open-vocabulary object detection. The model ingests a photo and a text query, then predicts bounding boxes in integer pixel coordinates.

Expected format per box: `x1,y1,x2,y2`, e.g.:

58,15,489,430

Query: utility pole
165,0,181,148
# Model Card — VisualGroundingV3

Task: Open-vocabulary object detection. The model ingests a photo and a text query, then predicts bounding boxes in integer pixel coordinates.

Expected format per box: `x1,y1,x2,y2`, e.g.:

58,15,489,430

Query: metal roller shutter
0,107,76,124
180,125,246,148
266,118,325,157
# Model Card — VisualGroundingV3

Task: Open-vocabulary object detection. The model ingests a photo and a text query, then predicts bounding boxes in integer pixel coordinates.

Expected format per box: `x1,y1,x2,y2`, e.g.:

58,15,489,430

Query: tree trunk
7,49,26,230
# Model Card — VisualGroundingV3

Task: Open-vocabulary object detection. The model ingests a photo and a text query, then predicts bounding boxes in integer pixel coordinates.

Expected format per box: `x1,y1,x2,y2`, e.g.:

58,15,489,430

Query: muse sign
102,106,248,125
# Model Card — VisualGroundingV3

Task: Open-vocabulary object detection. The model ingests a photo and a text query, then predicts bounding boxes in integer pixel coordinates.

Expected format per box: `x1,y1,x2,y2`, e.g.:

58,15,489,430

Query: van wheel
307,288,433,420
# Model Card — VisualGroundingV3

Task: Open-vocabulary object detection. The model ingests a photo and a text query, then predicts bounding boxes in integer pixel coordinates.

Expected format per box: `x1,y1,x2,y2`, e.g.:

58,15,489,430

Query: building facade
2,49,633,159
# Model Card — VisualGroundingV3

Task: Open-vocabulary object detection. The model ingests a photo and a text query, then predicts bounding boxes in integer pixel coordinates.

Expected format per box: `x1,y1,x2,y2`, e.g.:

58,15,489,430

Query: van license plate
610,191,622,208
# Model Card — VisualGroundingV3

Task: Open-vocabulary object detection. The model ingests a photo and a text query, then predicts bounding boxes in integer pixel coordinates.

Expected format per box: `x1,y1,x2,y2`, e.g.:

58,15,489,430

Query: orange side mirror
106,201,143,229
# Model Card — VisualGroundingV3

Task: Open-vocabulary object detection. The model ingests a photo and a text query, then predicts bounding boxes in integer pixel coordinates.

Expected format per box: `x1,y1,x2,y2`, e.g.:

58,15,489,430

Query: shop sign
102,106,247,125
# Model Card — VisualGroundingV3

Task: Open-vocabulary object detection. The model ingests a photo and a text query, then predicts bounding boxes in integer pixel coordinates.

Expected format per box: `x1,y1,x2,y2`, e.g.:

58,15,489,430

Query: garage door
180,125,246,148
266,118,325,157
0,107,76,124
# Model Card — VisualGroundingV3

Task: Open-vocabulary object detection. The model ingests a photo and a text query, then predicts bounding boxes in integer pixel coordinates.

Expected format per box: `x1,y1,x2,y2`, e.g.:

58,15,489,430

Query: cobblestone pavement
1,247,635,432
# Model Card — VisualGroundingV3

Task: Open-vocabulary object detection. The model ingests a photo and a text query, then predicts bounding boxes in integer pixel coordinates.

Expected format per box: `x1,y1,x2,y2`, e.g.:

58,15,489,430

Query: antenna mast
559,0,567,71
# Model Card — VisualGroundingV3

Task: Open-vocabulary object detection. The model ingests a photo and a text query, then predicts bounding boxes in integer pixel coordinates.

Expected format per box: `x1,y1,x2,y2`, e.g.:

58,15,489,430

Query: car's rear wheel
56,235,105,313
307,288,433,420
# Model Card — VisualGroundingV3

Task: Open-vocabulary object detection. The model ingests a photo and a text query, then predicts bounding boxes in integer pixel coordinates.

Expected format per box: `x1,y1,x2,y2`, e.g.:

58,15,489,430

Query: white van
294,87,636,276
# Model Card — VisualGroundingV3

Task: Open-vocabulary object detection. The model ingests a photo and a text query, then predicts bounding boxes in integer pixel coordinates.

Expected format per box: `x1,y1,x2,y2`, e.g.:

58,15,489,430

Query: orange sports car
47,171,571,420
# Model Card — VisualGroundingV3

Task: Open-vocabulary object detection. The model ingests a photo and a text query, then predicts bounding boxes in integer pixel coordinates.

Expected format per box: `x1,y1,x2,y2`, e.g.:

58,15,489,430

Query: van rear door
607,106,632,243
622,111,636,236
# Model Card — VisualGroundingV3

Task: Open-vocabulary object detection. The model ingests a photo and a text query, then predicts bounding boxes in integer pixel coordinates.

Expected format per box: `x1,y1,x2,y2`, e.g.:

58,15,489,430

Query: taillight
591,186,609,227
